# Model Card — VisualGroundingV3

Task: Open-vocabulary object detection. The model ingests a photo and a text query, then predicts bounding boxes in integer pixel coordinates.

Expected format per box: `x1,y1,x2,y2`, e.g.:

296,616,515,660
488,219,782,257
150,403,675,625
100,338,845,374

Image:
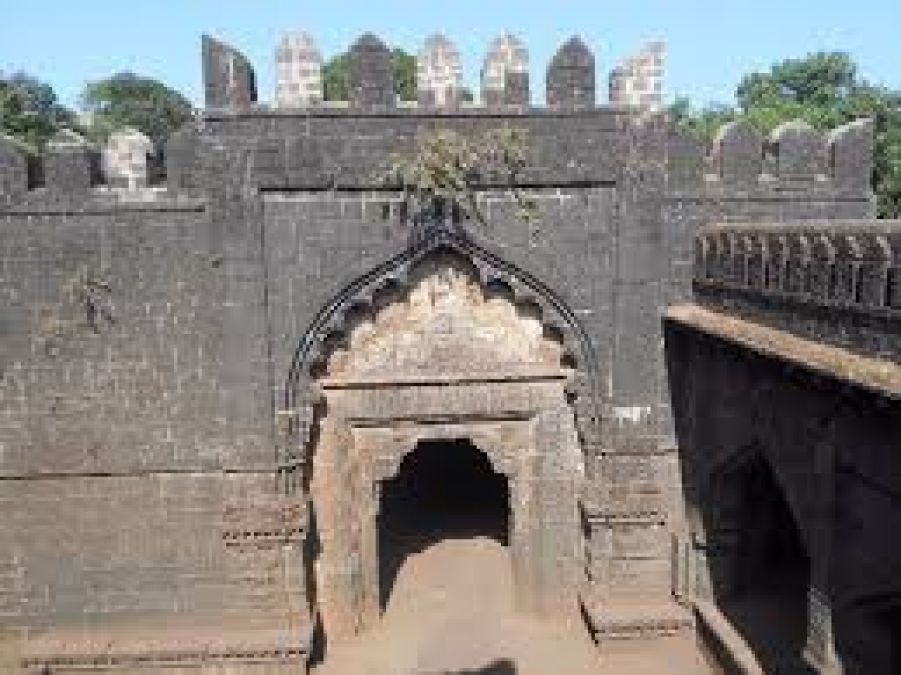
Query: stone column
527,407,582,622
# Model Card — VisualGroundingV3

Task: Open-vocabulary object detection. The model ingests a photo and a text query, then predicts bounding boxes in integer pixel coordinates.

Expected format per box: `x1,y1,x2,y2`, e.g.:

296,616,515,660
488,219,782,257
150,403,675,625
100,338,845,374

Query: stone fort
0,30,898,674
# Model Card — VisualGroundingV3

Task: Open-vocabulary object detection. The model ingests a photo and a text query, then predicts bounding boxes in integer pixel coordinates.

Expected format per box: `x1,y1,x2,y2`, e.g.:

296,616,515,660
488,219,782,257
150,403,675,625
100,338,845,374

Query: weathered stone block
481,34,529,106
275,32,323,107
202,34,257,108
417,34,463,108
0,134,29,200
348,33,394,108
546,36,595,109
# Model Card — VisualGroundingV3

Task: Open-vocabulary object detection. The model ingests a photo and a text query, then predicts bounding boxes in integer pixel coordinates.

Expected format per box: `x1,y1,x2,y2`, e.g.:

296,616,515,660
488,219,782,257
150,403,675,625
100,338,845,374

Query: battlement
667,118,874,195
203,32,665,110
0,126,180,205
694,220,900,360
609,41,665,110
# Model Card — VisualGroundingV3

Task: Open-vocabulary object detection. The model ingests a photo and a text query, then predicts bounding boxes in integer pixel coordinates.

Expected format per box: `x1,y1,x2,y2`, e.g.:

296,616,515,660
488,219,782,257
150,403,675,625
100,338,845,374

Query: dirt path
313,538,713,674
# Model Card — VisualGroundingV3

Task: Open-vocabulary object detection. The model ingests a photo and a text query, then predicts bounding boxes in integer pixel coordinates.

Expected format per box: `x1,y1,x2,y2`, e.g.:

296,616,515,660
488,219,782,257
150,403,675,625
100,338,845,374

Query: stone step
16,617,313,672
581,596,694,642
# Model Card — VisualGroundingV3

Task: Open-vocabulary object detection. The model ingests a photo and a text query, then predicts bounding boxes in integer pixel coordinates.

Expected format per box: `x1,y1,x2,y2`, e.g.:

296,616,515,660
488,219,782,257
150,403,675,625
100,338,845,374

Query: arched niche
300,244,588,644
283,232,602,475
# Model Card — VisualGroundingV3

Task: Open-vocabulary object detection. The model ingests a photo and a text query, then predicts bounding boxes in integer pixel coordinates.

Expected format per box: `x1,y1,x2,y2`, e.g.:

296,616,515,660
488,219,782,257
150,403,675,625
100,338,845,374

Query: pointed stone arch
283,229,602,471
287,230,594,642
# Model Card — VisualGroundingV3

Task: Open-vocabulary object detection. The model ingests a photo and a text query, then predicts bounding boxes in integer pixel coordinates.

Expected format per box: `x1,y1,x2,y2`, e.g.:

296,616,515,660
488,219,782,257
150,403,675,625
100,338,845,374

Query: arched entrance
305,251,586,643
709,453,812,673
378,438,510,608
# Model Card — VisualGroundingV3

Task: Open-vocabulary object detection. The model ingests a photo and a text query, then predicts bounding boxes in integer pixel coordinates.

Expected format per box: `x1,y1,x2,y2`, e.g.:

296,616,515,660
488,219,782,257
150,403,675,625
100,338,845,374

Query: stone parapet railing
693,220,901,361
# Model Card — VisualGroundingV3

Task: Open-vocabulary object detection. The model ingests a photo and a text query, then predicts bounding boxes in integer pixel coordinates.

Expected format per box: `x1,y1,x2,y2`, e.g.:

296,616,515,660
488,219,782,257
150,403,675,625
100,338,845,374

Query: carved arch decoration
282,227,602,478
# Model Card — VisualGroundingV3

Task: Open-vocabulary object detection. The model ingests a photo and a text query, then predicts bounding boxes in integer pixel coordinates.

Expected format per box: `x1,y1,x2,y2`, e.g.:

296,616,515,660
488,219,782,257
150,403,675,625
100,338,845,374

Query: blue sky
2,1,900,109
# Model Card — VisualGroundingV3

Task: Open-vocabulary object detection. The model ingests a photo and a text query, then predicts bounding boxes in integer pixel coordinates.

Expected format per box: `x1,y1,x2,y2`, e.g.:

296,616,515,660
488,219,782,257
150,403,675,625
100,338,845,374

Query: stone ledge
665,303,901,398
581,596,693,641
12,617,312,672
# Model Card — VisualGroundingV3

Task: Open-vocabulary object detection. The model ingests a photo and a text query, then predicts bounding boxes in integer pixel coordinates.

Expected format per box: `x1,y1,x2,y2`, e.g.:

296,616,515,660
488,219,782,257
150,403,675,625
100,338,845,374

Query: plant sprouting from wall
380,127,538,227
62,265,115,332
34,265,115,356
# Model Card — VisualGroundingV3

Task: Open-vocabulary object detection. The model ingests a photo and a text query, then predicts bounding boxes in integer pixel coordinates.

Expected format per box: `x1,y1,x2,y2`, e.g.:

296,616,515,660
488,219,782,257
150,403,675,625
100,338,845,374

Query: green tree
322,48,417,101
671,52,901,218
322,52,351,101
391,48,416,102
0,72,74,149
80,72,192,148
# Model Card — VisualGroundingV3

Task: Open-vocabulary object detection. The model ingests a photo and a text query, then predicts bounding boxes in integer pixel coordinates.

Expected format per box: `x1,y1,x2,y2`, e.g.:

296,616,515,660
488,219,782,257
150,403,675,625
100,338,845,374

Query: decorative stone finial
546,37,595,109
46,129,99,193
104,128,153,189
276,32,323,108
770,120,826,181
417,34,463,108
202,35,258,109
348,33,395,108
0,134,30,200
609,41,665,109
481,34,529,106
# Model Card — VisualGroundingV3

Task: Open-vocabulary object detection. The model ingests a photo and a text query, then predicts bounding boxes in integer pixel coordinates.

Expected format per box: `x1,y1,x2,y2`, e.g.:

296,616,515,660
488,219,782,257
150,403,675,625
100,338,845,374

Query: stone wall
664,306,901,674
0,30,883,671
694,220,900,360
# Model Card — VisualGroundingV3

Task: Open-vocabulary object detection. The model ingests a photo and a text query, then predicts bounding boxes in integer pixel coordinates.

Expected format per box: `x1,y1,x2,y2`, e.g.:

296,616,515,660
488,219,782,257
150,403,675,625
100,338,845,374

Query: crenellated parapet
694,220,901,359
200,32,671,110
668,118,875,196
0,127,189,203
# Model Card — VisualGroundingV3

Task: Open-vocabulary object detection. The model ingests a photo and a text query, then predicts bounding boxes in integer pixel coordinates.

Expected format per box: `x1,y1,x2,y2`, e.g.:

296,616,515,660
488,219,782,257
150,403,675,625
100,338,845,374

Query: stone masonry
0,30,897,675
609,41,666,108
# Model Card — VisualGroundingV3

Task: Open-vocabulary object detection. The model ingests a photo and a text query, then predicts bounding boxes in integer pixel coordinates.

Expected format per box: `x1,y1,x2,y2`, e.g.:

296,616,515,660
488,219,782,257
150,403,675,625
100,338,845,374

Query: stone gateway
0,31,899,675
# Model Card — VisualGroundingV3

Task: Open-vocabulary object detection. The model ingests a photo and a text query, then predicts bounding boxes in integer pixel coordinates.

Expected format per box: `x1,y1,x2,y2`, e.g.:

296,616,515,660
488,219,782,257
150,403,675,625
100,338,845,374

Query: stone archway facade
306,252,586,641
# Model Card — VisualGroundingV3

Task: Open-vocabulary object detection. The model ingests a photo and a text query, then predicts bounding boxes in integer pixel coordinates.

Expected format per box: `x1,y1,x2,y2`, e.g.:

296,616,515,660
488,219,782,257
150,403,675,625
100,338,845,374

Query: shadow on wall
707,452,814,675
377,438,510,610
662,324,814,674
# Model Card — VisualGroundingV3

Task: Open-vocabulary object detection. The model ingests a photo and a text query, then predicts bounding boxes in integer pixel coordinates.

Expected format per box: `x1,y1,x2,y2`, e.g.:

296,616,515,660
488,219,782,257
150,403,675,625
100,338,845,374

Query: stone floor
312,537,715,674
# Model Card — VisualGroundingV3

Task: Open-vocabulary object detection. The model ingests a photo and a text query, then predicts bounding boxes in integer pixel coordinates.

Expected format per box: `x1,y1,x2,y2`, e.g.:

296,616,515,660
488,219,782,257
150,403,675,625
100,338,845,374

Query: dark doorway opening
378,439,510,609
879,605,901,674
715,454,814,674
839,600,901,674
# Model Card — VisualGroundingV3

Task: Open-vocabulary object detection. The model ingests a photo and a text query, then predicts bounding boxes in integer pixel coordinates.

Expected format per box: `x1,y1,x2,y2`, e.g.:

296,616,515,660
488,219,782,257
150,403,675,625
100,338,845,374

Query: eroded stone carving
327,257,567,381
417,34,463,107
275,32,323,107
309,254,583,642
